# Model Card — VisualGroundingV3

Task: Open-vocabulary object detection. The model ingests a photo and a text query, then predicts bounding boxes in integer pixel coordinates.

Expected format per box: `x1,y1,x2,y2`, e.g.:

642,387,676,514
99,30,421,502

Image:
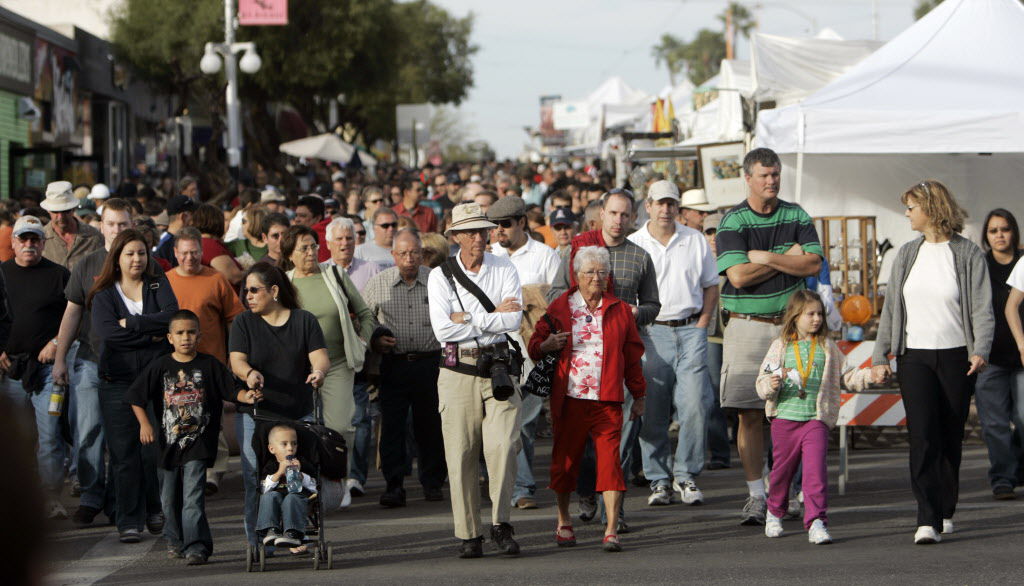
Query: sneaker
490,522,520,556
914,526,941,544
514,496,538,509
338,483,353,510
578,495,597,522
70,478,82,497
146,512,165,535
119,528,142,544
808,519,832,544
346,478,366,497
673,480,704,505
185,552,208,566
167,547,184,559
785,490,804,519
380,487,407,508
616,518,631,534
741,495,767,526
993,485,1016,500
647,485,672,506
262,528,282,546
459,536,483,559
941,518,954,535
72,505,100,526
204,481,219,497
424,487,444,501
274,529,304,548
765,511,784,538
47,500,68,520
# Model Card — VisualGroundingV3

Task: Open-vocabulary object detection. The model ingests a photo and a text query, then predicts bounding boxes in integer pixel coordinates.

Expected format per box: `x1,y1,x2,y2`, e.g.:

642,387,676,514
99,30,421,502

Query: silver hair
573,245,610,275
326,216,355,240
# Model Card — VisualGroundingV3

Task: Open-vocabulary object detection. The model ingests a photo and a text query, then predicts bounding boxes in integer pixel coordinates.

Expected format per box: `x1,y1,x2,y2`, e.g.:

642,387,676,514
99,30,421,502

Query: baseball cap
549,208,576,227
13,215,45,238
167,195,196,216
647,180,680,202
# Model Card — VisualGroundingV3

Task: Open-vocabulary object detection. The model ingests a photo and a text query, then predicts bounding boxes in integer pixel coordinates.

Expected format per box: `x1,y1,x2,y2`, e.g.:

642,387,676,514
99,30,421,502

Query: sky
434,0,920,159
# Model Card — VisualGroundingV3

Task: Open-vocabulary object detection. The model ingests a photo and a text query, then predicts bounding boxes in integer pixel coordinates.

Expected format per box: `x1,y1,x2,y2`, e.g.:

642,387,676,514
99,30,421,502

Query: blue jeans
2,365,65,494
639,324,711,487
72,354,107,510
512,392,544,503
706,341,731,465
258,490,309,535
160,460,213,556
974,364,1024,489
100,380,161,532
350,381,373,485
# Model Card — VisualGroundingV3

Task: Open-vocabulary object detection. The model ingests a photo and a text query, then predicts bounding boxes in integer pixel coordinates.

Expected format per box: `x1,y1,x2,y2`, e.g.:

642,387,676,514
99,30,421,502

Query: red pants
549,397,625,493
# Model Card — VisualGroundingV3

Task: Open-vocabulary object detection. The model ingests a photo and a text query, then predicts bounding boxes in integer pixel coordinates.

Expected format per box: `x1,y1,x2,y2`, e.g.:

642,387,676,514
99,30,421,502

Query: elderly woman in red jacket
529,245,646,553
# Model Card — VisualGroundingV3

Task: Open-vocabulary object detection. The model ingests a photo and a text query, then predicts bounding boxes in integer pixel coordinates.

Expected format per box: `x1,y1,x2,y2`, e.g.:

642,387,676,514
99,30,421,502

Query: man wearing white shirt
628,180,719,508
427,203,524,559
354,208,398,268
487,196,559,510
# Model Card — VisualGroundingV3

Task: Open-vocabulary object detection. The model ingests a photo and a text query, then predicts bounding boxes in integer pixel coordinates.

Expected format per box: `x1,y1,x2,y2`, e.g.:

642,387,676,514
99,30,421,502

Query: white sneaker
47,500,68,520
808,519,832,544
346,478,365,497
338,483,352,510
941,519,954,534
647,485,672,506
673,480,704,505
765,511,783,538
914,525,941,544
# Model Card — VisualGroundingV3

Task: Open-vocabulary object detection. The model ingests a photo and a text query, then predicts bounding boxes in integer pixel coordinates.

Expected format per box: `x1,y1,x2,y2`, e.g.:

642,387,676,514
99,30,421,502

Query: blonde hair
901,179,967,236
780,289,829,343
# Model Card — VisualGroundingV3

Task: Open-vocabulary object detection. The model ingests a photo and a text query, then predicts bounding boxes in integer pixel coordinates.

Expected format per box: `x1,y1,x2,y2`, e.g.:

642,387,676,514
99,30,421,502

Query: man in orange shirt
392,179,438,234
166,227,245,494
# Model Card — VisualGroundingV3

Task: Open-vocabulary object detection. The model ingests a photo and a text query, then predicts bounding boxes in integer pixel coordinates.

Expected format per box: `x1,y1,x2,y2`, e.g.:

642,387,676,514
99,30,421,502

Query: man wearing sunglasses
487,196,560,511
355,208,399,268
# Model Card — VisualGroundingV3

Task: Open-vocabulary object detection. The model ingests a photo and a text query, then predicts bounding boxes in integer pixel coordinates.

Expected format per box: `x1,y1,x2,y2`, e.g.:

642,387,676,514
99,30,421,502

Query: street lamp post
199,0,262,178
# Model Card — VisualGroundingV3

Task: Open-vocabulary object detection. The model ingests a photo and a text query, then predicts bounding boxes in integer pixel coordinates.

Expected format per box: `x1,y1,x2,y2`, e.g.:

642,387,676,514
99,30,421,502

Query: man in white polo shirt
628,180,719,507
487,195,559,510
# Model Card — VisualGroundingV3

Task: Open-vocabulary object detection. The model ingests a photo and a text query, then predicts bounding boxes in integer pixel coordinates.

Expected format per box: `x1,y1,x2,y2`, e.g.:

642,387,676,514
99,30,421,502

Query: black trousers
380,355,447,491
897,347,975,529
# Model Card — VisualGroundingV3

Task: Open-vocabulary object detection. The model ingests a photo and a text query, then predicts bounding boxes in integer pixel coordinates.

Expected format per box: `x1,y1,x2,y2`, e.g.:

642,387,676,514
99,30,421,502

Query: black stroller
241,386,347,572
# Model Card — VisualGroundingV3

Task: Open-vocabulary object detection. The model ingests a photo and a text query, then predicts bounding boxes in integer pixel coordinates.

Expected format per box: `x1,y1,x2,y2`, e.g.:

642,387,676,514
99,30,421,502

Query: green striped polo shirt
716,199,823,315
777,340,825,421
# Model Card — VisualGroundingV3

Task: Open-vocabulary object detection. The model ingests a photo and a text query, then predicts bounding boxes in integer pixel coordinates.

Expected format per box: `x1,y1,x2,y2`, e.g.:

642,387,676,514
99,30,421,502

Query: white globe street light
239,48,262,75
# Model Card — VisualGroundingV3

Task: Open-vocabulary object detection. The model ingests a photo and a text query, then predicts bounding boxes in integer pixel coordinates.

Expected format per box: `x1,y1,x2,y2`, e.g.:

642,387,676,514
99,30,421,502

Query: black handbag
521,315,560,398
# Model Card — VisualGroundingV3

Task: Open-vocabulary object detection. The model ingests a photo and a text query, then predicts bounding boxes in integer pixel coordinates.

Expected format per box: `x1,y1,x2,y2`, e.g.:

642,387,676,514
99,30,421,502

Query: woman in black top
977,209,1024,500
229,262,329,546
89,229,178,543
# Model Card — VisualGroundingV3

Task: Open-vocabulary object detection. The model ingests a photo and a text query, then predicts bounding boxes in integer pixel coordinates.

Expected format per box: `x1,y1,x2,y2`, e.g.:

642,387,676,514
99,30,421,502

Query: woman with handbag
527,246,646,552
280,226,377,506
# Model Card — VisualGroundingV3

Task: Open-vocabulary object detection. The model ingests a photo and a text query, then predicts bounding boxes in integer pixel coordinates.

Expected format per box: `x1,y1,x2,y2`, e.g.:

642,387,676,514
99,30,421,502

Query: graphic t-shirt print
567,293,604,401
162,367,209,452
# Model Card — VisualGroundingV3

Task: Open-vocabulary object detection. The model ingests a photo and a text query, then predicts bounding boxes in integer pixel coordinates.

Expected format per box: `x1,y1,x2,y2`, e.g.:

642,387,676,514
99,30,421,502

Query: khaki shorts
720,318,781,410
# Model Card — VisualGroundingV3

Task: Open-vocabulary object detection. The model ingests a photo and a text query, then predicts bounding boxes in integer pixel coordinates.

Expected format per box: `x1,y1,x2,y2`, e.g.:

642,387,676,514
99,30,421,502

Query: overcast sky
434,0,918,158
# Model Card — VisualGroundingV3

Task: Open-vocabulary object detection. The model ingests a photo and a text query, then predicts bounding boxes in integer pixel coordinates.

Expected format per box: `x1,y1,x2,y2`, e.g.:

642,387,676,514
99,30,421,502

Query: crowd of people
1,147,1023,569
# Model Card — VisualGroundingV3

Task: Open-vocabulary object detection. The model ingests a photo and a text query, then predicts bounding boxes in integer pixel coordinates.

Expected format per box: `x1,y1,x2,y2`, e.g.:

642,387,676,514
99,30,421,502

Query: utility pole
725,3,735,60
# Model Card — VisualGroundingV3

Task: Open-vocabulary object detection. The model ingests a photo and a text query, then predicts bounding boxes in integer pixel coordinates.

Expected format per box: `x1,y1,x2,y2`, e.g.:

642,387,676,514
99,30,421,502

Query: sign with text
0,21,33,95
239,0,288,26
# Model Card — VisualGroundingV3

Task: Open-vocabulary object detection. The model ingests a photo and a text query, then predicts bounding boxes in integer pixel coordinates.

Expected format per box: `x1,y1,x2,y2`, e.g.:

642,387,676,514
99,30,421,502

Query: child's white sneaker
765,511,784,538
914,525,941,544
941,518,954,534
808,519,832,544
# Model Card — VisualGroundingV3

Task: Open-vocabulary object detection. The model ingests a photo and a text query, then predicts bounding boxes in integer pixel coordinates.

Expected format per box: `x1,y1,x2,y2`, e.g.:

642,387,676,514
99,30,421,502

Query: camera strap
440,258,524,363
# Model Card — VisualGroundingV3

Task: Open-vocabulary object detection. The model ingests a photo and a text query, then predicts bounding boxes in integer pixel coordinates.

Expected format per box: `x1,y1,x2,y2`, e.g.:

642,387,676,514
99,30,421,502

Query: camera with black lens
477,343,516,401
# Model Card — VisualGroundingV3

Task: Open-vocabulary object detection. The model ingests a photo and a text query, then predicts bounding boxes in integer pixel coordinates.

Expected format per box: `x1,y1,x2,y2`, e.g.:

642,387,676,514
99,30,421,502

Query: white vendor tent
679,60,751,145
564,76,652,153
754,0,1024,257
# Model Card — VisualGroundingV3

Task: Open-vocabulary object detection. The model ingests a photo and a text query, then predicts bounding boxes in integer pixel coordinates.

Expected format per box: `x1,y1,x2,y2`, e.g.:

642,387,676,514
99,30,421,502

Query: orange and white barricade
835,340,905,495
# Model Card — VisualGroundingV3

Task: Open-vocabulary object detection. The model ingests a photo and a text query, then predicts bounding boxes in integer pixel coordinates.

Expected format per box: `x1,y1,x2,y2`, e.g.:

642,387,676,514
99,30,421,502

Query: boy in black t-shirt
128,310,246,565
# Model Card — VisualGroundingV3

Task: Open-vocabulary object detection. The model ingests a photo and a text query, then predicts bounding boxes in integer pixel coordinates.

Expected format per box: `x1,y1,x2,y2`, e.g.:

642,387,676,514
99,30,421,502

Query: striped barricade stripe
838,392,906,426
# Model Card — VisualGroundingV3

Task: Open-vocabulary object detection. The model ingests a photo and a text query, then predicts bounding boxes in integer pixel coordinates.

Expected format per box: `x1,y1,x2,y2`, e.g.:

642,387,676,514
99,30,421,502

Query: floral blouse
567,291,604,401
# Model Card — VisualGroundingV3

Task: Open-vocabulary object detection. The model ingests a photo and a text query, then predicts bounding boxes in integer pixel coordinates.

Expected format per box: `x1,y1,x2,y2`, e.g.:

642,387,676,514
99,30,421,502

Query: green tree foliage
651,2,754,87
652,33,687,86
913,0,943,19
682,29,727,86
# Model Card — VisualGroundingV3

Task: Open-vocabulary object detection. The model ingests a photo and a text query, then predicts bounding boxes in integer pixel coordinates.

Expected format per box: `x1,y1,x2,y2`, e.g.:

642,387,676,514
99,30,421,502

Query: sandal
555,525,576,547
602,534,622,552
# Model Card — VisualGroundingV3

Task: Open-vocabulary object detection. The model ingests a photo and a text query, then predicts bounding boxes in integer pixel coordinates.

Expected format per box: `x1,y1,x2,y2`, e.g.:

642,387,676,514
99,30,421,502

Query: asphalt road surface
43,441,1024,585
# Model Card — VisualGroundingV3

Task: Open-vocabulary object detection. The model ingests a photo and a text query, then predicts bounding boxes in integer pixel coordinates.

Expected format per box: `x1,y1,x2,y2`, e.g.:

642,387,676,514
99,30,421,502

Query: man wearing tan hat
41,181,102,270
260,187,287,214
678,188,717,232
427,202,524,559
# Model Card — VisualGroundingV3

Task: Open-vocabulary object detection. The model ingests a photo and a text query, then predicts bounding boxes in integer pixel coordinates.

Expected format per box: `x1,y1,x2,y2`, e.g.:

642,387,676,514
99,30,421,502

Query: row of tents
556,0,1023,248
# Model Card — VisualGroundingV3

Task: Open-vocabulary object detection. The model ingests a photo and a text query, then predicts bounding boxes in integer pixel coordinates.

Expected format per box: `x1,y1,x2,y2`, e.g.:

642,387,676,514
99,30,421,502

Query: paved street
45,440,1024,585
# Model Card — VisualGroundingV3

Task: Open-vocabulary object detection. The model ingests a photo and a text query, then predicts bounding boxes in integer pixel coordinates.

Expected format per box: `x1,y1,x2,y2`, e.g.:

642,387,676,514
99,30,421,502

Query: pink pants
767,418,829,529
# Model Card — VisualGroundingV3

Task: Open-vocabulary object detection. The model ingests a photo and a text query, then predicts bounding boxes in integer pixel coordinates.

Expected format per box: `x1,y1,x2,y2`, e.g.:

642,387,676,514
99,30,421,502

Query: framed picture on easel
697,141,746,208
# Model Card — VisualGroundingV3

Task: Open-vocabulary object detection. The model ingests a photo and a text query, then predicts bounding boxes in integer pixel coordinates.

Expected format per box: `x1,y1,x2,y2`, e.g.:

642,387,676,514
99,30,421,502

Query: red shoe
602,534,622,552
555,525,576,547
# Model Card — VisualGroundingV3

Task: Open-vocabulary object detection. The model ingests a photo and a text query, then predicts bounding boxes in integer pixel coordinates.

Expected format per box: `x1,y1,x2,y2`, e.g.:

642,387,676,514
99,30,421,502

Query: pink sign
238,0,288,26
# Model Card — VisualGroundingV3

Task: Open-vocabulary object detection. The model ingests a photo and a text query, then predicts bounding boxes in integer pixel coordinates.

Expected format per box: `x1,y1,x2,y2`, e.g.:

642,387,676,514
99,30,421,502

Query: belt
459,344,497,359
654,314,700,327
725,311,783,326
387,350,441,362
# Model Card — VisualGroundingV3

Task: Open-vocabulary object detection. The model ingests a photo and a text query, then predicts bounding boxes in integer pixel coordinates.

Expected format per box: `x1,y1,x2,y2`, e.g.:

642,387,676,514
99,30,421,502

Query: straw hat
41,181,78,212
680,188,716,212
445,203,497,237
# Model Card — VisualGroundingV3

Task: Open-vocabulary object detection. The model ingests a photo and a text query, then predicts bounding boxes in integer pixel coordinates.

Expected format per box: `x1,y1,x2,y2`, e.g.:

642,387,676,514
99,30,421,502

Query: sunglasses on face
368,199,383,205
243,286,267,295
376,222,398,230
494,218,517,228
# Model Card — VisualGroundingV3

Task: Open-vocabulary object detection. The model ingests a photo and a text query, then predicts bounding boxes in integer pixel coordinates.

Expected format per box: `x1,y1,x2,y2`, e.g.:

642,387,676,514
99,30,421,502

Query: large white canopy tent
754,0,1024,259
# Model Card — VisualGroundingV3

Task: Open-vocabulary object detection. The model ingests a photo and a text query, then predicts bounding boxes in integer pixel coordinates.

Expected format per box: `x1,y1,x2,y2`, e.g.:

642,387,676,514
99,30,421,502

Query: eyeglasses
376,222,398,230
243,286,267,295
553,224,573,231
355,230,366,237
495,218,518,228
581,270,609,279
368,199,383,205
296,244,319,254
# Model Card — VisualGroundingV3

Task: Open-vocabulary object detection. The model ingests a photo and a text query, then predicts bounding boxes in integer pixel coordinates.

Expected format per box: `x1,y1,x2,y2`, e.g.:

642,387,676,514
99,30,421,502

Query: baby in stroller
258,424,317,548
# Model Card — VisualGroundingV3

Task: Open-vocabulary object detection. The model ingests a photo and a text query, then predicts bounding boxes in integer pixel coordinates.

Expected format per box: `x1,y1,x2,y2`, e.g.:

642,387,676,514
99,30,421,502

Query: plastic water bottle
285,455,302,493
47,384,67,417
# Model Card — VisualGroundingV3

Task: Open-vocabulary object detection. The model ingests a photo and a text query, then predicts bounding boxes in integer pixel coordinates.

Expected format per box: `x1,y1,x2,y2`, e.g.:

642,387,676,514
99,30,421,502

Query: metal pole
224,0,242,178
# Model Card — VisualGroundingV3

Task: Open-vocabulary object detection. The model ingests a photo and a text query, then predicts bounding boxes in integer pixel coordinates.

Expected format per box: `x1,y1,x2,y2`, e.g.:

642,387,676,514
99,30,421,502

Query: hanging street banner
239,0,288,26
